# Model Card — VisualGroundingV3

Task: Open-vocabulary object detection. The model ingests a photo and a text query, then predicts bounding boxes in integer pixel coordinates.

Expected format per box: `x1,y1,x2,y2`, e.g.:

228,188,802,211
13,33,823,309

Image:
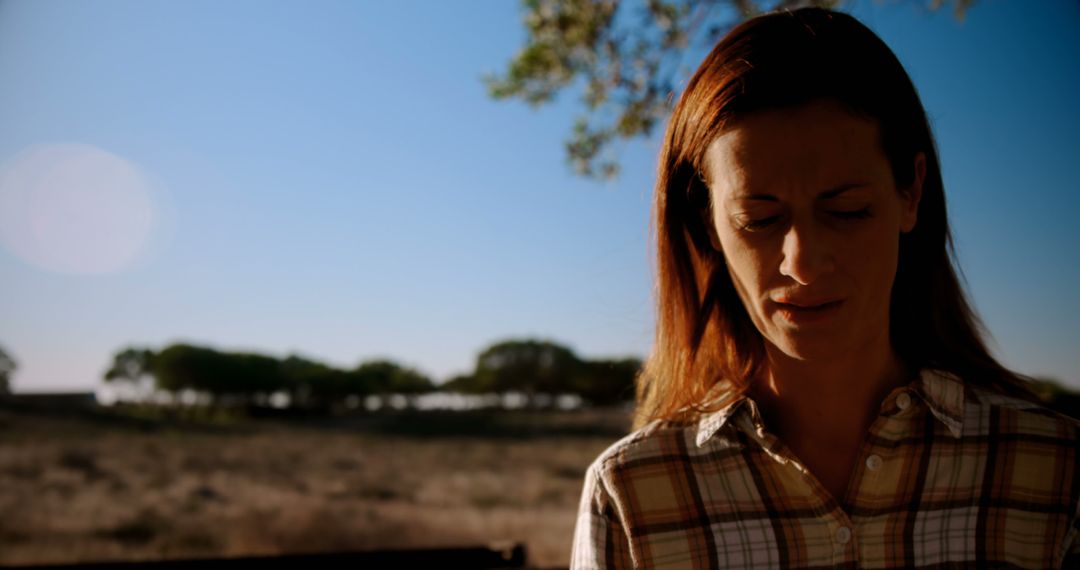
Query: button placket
835,525,852,545
865,454,883,471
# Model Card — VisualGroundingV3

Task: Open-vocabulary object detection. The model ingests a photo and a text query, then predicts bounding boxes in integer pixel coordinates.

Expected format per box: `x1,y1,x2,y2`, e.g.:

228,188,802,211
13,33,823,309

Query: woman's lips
773,299,844,325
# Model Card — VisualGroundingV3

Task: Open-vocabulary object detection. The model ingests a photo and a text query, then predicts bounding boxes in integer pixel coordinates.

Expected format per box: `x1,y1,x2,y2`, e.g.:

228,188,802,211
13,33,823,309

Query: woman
571,7,1078,569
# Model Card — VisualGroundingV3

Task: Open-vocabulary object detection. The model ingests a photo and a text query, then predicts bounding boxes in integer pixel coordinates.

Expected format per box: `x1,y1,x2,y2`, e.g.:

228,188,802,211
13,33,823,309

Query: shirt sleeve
570,461,635,570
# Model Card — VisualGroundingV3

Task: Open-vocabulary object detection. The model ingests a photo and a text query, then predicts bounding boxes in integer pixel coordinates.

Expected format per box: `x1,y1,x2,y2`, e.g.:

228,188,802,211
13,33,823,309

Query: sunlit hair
636,7,1029,428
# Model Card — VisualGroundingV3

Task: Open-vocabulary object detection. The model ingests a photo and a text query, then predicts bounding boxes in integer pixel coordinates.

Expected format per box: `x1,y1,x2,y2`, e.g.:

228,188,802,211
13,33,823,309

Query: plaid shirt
571,369,1080,569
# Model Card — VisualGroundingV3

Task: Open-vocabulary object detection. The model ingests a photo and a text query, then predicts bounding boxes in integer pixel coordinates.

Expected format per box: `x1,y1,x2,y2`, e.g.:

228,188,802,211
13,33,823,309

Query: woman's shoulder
585,416,703,479
918,368,1079,440
964,380,1080,439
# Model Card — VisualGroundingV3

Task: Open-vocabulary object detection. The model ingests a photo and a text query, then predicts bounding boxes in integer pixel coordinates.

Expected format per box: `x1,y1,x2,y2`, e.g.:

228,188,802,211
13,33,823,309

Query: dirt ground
0,406,631,568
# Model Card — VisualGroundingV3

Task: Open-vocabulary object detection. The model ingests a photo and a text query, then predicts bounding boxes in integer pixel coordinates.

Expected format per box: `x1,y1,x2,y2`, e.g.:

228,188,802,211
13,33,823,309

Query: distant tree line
4,338,1077,418
103,344,434,412
102,339,640,410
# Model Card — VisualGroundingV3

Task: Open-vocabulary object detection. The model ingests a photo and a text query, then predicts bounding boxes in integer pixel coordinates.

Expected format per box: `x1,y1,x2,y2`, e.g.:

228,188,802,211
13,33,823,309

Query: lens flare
0,143,160,275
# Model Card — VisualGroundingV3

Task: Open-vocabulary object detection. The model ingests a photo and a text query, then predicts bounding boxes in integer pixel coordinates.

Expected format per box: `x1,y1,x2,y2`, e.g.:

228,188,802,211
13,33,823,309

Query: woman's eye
740,216,780,231
830,208,871,220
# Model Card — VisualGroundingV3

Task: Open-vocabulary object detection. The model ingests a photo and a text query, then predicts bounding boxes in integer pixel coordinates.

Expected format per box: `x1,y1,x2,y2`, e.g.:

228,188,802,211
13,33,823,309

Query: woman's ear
900,152,926,233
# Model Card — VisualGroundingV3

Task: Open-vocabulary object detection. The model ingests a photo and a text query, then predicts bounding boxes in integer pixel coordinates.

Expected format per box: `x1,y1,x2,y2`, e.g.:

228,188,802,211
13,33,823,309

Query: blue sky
1,0,1078,392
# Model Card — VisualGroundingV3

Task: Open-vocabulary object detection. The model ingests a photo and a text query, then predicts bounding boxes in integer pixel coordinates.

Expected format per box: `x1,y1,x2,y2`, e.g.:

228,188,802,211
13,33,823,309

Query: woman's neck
748,337,911,499
753,330,909,421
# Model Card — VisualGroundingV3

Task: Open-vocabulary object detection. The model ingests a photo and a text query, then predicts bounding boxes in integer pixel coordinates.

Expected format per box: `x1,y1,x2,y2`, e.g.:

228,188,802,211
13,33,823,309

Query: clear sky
1,0,1078,393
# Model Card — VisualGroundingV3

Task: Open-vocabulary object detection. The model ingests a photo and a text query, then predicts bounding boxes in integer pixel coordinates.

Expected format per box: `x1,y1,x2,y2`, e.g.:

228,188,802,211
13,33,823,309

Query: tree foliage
574,357,641,405
353,359,435,395
444,373,486,395
152,344,289,397
102,342,435,410
0,344,15,395
456,338,640,405
475,338,583,398
1027,377,1080,421
280,354,355,408
100,338,643,409
486,0,975,178
104,347,156,384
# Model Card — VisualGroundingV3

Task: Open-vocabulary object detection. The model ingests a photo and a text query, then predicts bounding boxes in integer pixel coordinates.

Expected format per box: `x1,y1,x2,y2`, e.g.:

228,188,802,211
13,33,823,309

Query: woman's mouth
774,299,844,325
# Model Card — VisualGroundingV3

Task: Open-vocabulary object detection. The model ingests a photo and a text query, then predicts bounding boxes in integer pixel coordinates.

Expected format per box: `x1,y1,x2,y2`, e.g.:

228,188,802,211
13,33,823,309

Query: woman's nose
778,221,835,285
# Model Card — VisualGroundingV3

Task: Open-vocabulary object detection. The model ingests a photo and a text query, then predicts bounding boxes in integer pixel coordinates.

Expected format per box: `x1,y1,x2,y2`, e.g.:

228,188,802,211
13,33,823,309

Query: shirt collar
694,368,967,447
913,368,966,438
695,382,749,447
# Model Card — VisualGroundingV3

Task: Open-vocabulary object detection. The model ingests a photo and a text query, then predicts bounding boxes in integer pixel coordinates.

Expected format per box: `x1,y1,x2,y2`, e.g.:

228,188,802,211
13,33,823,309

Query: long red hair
636,8,1029,428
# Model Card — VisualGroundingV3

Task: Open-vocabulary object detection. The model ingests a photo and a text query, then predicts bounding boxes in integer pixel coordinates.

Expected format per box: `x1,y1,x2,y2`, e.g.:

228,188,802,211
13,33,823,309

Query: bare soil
0,406,631,568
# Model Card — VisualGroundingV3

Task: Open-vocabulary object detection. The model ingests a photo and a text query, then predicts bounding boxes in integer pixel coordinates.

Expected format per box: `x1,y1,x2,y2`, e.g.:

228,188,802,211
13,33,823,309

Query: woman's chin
766,333,853,363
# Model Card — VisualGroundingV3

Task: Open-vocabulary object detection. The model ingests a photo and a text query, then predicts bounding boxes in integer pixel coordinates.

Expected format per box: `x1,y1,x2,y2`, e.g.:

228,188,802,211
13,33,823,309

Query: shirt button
835,526,852,545
896,392,912,411
865,454,883,471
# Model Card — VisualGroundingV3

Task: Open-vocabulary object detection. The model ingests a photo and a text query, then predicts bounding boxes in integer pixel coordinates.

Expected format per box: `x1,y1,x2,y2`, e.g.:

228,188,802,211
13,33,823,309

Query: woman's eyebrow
730,183,868,202
818,183,870,199
730,192,778,202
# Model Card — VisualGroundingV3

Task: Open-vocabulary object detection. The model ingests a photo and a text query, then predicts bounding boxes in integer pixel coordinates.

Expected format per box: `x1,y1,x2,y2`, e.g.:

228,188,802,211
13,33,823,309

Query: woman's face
702,99,923,362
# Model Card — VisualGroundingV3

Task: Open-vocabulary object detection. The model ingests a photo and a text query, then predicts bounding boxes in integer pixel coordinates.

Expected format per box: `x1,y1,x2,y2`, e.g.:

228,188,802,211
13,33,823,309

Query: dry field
0,406,631,568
